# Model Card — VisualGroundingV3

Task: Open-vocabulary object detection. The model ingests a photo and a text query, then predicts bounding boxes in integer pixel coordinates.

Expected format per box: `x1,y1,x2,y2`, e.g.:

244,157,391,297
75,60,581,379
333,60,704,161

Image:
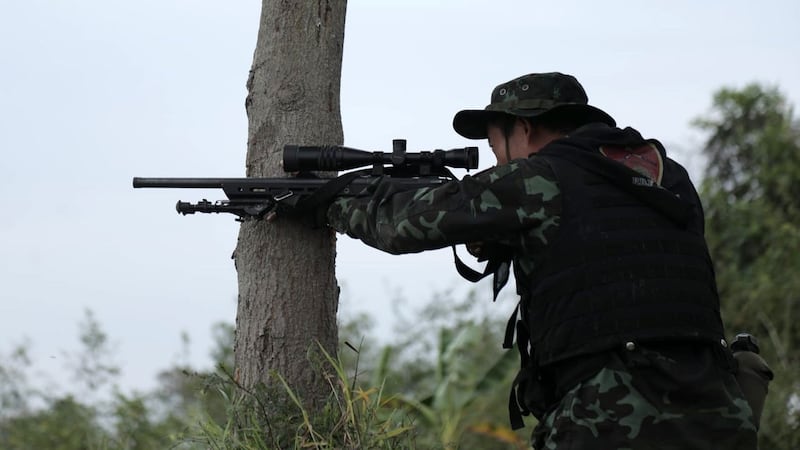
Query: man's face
487,118,562,165
487,119,536,165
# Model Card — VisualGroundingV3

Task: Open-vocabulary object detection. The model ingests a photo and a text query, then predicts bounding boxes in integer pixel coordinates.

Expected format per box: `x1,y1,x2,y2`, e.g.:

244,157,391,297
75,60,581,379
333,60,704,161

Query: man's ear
518,118,535,141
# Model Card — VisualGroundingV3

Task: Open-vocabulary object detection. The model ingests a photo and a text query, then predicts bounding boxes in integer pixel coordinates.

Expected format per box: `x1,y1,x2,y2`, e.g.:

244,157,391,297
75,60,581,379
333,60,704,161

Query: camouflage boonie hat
453,72,616,139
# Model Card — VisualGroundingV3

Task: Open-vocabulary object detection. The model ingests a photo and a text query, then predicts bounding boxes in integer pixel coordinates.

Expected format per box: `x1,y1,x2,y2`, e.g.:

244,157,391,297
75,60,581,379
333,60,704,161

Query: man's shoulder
470,155,558,184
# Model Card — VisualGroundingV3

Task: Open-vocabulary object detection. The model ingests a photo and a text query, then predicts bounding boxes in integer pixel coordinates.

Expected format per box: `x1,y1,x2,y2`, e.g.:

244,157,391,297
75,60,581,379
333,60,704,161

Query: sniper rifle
132,139,478,221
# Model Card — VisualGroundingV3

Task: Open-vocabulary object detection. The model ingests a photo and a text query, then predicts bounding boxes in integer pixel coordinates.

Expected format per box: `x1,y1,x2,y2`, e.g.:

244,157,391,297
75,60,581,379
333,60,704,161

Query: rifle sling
451,246,510,302
288,170,369,213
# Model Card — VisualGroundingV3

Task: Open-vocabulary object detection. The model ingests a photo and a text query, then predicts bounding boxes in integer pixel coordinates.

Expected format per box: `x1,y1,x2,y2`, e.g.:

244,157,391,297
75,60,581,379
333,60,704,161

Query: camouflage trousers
531,343,758,450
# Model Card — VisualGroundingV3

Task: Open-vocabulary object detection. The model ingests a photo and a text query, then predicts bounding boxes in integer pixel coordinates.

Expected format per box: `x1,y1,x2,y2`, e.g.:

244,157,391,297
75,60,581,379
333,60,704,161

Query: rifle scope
283,139,478,172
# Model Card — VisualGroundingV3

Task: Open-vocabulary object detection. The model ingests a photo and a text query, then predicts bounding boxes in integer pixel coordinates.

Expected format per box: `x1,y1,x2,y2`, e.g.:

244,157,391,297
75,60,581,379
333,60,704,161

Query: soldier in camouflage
326,73,760,449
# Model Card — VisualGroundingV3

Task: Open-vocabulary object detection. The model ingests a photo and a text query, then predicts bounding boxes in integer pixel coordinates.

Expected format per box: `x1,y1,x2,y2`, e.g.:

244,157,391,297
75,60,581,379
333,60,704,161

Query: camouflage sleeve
326,157,561,255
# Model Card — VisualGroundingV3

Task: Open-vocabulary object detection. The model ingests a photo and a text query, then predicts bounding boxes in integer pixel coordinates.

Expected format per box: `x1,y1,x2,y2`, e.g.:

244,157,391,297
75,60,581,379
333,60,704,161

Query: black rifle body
132,174,453,219
133,141,478,220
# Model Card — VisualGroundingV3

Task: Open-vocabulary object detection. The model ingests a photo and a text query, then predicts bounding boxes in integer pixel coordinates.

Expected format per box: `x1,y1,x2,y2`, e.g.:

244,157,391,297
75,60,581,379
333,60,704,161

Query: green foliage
390,325,524,449
187,291,526,450
358,289,529,449
0,311,116,450
68,309,120,393
0,340,35,420
0,396,107,450
0,291,525,450
694,83,800,449
108,392,188,450
0,310,202,450
184,351,418,449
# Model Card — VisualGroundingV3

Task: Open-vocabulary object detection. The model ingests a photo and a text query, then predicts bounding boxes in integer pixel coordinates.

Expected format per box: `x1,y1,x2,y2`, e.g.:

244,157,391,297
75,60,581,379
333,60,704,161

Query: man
326,73,758,449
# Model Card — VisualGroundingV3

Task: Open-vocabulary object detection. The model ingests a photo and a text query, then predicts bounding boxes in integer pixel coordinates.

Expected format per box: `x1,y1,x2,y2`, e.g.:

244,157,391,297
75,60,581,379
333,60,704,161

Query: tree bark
233,0,346,410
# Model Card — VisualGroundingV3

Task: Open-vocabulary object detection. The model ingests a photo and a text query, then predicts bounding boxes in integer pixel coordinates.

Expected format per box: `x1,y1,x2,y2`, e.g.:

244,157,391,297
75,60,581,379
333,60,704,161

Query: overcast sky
2,0,798,396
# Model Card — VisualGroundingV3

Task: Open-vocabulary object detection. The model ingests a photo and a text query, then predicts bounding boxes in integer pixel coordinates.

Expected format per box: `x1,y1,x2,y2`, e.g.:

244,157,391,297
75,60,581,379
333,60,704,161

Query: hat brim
453,104,616,140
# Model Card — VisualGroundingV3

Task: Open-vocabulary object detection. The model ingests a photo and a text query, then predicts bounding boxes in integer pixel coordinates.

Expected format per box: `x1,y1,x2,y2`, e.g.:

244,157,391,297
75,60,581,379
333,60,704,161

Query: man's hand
467,241,487,261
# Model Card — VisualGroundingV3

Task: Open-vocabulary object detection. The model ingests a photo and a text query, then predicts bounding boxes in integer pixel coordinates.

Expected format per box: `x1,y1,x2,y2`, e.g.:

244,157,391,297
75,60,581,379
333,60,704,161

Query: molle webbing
525,149,724,366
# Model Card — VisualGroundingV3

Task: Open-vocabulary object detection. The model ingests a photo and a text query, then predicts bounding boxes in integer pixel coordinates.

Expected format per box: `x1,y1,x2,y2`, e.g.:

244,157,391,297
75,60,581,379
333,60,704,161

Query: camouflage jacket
326,124,695,294
326,151,563,290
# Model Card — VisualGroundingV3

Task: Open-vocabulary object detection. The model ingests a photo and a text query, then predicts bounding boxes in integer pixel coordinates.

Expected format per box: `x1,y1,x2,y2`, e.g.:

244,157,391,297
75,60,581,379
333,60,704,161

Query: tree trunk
233,0,346,410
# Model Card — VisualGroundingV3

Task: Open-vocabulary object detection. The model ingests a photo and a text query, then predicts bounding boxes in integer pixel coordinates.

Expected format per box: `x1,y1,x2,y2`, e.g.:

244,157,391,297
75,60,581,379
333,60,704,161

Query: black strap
452,245,489,282
451,246,511,301
287,170,367,212
508,383,527,430
279,170,372,227
507,317,535,429
503,302,519,349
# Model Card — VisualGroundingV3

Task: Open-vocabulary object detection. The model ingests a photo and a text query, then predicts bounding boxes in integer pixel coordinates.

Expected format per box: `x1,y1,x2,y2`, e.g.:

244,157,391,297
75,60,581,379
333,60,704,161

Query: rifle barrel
133,178,231,188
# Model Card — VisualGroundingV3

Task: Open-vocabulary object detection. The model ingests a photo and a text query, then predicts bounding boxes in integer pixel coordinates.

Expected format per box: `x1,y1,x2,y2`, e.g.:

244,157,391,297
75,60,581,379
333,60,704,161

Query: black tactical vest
523,140,726,367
